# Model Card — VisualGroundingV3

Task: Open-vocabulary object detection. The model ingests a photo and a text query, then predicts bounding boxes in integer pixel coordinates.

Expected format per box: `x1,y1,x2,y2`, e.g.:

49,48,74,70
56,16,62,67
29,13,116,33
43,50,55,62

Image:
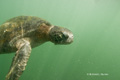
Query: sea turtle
0,16,73,80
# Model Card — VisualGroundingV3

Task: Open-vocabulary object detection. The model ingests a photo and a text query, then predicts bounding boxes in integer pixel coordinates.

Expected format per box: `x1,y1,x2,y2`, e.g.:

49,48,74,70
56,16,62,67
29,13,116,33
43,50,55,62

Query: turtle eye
62,32,69,40
54,33,63,42
64,33,69,38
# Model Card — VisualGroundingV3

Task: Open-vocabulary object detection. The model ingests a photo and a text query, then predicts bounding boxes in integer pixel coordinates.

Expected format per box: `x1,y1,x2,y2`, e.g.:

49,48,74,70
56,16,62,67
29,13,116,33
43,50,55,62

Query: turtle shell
0,16,51,53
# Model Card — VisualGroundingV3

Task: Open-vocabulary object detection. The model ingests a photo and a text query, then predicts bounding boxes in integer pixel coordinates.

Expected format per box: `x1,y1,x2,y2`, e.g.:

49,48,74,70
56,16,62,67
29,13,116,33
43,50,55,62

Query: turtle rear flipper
6,38,31,80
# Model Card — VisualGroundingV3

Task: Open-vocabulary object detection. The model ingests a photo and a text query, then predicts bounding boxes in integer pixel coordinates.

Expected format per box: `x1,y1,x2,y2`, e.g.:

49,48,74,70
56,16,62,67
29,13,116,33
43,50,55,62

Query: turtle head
49,26,73,45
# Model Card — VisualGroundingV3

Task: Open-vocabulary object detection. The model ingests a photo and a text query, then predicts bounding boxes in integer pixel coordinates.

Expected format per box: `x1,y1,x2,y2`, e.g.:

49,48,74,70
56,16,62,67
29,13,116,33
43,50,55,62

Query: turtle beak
67,33,73,44
65,31,74,44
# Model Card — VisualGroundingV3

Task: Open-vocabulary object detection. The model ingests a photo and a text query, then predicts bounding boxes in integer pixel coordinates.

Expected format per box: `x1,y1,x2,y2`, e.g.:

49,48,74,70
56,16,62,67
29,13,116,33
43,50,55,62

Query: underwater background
0,0,120,80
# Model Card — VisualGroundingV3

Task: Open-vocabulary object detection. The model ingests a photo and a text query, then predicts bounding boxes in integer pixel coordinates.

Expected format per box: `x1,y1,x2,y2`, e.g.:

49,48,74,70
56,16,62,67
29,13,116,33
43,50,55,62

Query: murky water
0,0,120,80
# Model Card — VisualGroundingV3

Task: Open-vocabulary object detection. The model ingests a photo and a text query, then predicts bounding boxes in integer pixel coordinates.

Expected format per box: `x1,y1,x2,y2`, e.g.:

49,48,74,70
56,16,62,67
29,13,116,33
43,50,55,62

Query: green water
0,0,120,80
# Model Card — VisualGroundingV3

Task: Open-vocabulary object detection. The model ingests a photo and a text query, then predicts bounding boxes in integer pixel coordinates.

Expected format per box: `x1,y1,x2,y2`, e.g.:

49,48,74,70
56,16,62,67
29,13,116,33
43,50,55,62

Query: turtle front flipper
6,38,31,80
